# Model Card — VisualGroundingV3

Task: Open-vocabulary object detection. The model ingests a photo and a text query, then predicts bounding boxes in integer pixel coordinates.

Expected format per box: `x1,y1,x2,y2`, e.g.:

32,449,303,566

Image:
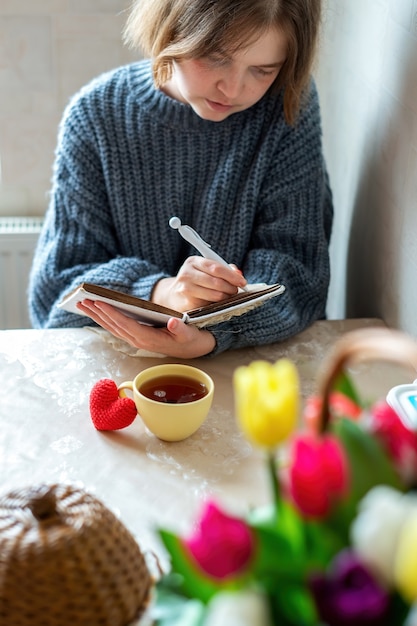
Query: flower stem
267,451,281,520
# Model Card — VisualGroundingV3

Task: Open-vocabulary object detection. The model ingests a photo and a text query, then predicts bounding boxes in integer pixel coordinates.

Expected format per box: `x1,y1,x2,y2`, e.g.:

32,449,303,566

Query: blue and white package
386,379,417,430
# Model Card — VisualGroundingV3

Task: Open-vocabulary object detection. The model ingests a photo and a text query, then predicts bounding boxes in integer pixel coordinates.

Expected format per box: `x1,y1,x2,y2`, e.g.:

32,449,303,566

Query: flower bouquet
148,328,417,626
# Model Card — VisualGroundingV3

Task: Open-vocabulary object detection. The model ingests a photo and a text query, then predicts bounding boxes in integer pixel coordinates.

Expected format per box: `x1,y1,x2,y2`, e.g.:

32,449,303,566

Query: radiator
0,217,43,329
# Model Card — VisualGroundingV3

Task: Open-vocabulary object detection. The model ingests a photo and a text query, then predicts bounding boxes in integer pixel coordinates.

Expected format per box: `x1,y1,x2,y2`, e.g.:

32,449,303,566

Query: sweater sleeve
28,87,169,329
208,82,333,355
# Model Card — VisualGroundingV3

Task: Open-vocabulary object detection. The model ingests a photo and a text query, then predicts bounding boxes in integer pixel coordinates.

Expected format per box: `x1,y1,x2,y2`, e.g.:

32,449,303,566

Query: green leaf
270,585,318,626
333,372,362,406
248,502,337,590
302,519,344,569
248,502,305,577
158,530,219,602
250,525,305,586
158,530,242,604
330,418,403,530
387,591,412,625
151,585,206,626
249,500,305,553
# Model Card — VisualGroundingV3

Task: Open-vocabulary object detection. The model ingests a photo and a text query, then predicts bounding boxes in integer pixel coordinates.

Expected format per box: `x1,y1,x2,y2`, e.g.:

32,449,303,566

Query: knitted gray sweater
28,59,333,355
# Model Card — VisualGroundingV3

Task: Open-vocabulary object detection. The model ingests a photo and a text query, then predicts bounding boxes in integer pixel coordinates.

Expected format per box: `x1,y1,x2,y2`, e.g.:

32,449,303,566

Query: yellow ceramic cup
118,364,214,442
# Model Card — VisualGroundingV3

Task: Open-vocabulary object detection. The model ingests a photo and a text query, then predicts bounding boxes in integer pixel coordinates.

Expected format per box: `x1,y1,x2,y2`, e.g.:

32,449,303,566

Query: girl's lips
206,99,234,112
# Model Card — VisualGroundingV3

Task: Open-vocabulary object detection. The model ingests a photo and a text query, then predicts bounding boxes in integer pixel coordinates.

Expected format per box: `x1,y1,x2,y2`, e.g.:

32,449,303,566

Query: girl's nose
216,70,244,99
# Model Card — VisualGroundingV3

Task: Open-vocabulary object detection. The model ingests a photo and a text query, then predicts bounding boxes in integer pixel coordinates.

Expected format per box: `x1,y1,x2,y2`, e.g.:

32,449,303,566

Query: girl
28,0,333,358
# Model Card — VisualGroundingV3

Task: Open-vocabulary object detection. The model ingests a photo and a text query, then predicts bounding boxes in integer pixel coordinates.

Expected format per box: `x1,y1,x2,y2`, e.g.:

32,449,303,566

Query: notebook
58,282,286,328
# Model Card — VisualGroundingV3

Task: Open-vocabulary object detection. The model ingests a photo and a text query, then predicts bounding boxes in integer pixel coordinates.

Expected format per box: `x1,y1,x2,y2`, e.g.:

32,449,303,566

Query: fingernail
169,317,178,330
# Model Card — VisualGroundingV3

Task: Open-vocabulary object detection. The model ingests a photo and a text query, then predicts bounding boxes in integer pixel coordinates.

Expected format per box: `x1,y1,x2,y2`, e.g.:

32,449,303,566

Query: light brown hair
124,0,322,125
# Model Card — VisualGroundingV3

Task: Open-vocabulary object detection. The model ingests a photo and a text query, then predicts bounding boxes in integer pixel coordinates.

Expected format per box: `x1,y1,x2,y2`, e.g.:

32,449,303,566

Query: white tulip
203,589,273,626
350,485,417,586
404,603,417,626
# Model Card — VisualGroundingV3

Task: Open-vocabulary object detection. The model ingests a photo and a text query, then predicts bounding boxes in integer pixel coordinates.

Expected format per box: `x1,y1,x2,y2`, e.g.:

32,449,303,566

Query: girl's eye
253,67,276,77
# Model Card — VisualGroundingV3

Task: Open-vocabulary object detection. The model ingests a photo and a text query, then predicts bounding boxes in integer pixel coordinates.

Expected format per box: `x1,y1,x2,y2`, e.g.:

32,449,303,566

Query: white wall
316,0,417,338
0,0,138,216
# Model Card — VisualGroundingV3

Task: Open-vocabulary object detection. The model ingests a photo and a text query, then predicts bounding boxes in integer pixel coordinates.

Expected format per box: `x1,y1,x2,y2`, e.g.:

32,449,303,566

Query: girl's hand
77,300,216,358
151,256,247,312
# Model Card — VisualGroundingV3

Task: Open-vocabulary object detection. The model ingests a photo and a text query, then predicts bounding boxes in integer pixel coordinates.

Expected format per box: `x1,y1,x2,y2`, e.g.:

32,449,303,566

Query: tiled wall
0,0,138,216
1,0,416,337
316,0,417,337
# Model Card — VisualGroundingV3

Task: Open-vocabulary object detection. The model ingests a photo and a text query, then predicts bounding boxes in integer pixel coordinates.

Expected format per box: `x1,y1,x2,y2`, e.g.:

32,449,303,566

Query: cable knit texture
28,59,333,355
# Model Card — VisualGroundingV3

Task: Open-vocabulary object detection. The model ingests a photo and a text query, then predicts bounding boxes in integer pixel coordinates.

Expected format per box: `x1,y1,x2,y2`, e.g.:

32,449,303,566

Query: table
0,318,408,572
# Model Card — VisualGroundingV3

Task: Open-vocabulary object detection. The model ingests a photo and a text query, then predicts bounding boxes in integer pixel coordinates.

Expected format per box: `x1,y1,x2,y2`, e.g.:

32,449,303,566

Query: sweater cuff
205,324,241,356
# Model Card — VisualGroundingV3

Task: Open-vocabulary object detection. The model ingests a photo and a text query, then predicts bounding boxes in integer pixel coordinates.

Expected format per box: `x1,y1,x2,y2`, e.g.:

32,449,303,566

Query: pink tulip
183,501,255,580
368,400,417,485
304,393,362,433
287,434,349,519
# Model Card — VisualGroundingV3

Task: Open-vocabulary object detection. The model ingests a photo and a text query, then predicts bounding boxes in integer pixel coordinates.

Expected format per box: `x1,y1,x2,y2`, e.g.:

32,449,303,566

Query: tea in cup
117,364,214,441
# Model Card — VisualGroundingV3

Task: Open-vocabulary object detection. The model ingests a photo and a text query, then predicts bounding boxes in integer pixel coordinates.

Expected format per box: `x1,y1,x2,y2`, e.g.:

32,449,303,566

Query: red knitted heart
89,378,137,430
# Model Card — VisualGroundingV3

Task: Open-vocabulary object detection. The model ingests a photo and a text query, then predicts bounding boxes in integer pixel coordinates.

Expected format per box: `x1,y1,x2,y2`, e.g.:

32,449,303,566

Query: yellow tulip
393,509,417,603
233,359,299,448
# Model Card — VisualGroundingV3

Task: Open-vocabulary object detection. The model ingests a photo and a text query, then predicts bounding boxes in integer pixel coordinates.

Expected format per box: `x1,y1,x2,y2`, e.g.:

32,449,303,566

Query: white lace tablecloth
1,318,402,577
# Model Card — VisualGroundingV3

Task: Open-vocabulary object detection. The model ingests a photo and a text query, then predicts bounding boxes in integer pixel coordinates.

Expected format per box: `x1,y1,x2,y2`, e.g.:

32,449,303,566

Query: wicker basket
316,327,417,431
0,483,152,626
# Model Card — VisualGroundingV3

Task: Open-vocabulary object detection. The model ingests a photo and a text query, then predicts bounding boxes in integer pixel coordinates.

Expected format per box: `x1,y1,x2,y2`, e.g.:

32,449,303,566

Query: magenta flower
368,400,417,485
309,550,391,626
183,501,255,580
287,434,349,519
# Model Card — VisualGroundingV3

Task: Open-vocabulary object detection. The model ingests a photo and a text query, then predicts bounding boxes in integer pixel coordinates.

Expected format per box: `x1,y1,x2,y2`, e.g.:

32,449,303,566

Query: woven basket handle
316,327,417,433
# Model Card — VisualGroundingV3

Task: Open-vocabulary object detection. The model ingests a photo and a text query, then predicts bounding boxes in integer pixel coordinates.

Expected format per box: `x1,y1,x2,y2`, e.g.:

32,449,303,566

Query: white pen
169,216,249,292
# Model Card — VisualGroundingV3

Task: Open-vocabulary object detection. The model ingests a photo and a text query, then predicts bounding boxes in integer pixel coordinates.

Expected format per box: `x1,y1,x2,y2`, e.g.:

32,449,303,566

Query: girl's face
163,26,288,122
